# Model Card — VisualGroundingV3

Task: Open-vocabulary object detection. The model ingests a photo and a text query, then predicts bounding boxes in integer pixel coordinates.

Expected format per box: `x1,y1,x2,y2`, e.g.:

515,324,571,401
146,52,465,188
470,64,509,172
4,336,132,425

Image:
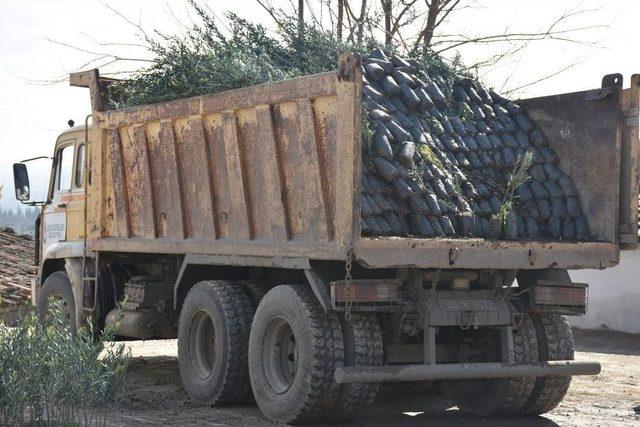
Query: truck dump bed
75,57,638,270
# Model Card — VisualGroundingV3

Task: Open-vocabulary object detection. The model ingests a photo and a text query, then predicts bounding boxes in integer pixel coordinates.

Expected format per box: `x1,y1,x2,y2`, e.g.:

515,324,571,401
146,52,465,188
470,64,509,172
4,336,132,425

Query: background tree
255,0,604,93
49,0,605,97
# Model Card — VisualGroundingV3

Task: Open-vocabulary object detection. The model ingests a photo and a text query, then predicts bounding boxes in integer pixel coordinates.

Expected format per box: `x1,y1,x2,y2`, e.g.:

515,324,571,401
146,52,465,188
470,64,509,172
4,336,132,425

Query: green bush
0,307,130,426
105,1,466,109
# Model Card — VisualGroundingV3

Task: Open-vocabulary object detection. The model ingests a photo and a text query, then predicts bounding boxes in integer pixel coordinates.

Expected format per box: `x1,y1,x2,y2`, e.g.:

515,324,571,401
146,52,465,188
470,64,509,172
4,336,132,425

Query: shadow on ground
572,328,640,356
118,357,560,426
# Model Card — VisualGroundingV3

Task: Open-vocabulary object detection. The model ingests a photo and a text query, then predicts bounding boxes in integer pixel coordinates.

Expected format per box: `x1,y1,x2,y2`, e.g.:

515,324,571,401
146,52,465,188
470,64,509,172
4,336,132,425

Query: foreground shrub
0,308,130,426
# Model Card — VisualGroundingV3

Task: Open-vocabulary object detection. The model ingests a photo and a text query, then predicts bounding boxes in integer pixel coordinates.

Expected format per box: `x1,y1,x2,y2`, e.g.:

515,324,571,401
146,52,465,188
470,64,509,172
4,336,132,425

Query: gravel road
110,329,640,426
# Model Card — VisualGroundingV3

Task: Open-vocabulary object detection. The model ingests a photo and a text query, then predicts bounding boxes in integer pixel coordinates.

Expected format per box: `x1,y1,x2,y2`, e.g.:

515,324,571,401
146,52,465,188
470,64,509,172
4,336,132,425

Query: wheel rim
189,310,217,380
262,316,298,394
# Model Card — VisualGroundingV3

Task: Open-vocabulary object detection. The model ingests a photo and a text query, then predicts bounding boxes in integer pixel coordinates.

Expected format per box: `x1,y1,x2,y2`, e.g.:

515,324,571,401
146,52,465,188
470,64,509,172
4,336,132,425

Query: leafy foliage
498,150,534,228
0,306,130,425
105,2,466,109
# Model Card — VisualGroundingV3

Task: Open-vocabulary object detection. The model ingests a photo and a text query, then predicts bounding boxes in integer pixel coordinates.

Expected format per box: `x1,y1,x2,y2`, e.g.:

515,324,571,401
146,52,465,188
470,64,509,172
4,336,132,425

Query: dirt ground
110,329,640,426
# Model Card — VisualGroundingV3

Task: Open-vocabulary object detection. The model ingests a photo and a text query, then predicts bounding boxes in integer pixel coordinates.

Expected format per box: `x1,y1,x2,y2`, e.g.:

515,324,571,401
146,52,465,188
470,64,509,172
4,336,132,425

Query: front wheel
36,271,76,334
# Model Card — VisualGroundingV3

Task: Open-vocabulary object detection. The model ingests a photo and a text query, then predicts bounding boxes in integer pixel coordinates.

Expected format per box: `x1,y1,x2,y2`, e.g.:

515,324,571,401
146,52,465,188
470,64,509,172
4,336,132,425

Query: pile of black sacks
360,48,590,241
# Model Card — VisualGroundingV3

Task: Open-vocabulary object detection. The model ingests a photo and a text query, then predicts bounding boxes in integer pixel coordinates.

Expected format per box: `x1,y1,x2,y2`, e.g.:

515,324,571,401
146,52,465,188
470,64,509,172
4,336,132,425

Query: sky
1,0,639,211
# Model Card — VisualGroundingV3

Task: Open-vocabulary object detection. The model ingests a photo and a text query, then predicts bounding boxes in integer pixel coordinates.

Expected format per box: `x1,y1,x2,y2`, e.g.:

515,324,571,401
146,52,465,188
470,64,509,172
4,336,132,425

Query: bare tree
381,0,392,46
342,0,371,43
298,0,304,37
53,0,604,96
337,0,344,40
359,0,604,90
419,0,442,49
380,0,423,48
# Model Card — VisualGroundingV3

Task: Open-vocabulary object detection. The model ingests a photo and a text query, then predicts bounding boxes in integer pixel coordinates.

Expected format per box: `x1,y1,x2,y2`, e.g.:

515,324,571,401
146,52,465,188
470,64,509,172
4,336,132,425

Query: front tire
178,280,254,406
36,271,76,334
248,284,343,424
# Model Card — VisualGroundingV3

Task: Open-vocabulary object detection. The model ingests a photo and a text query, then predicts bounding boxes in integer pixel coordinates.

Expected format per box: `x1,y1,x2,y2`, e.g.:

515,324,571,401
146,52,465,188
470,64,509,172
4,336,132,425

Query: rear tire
445,313,539,415
178,280,253,406
248,284,343,424
522,313,574,414
36,271,76,334
329,313,384,420
235,280,266,310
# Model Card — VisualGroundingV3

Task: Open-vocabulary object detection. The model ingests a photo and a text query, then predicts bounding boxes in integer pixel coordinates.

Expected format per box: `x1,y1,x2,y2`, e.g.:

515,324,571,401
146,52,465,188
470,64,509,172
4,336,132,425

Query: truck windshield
56,144,74,192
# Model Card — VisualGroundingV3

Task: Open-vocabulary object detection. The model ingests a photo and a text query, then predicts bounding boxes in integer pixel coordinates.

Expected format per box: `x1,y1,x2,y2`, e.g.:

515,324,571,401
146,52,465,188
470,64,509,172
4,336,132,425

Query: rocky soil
109,328,640,426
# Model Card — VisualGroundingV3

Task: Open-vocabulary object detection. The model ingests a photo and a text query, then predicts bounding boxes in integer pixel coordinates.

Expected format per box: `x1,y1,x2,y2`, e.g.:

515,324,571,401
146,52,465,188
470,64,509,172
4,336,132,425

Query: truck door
65,142,86,241
42,139,85,254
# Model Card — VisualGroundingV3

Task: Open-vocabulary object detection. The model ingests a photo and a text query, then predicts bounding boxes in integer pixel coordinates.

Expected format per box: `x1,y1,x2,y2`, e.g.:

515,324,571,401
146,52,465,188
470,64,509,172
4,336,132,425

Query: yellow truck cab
43,125,88,253
17,124,92,328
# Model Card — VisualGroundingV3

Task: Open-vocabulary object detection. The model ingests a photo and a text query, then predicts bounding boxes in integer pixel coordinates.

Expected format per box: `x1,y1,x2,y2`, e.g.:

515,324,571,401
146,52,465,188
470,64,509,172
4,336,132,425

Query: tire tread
179,280,254,406
330,313,384,420
523,313,574,414
288,285,343,424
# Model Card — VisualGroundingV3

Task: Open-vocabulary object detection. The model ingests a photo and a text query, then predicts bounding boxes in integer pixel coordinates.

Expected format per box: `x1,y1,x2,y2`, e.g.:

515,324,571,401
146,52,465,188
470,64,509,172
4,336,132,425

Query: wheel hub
189,310,217,380
262,316,298,394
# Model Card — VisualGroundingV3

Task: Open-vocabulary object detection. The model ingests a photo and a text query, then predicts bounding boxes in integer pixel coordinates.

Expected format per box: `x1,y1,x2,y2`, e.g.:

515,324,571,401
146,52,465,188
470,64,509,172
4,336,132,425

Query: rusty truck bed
75,58,638,270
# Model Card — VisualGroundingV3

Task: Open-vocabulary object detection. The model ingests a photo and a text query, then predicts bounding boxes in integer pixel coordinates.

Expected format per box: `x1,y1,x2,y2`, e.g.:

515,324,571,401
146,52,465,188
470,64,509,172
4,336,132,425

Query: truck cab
13,124,92,329
42,125,88,257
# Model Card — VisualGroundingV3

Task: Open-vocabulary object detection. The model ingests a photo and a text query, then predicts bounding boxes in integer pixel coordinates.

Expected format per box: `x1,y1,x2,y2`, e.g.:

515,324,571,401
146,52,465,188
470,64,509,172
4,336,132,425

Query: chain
344,248,354,321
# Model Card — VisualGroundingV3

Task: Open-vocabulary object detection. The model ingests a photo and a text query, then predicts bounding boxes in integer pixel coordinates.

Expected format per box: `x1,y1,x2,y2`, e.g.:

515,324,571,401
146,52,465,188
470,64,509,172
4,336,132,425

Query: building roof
0,227,34,307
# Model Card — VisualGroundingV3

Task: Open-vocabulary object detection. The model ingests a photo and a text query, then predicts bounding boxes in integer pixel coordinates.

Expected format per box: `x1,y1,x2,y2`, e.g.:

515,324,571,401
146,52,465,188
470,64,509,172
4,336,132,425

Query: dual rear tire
179,281,574,422
177,280,254,405
178,282,382,424
446,312,575,416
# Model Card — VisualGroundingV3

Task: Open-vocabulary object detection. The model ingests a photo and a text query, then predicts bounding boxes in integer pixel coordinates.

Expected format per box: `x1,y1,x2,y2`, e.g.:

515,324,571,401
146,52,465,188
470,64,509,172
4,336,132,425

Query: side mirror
13,163,30,201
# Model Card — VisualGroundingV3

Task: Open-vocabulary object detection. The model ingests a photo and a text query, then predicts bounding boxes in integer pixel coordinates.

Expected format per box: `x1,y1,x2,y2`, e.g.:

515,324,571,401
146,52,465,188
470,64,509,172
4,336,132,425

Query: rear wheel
248,284,343,424
522,313,574,414
178,280,253,406
445,314,539,416
36,271,76,334
516,270,575,415
236,280,266,310
329,313,384,421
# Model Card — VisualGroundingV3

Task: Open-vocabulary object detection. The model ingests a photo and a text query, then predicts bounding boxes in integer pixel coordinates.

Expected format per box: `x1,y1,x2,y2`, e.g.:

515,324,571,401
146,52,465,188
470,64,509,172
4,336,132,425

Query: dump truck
12,54,640,424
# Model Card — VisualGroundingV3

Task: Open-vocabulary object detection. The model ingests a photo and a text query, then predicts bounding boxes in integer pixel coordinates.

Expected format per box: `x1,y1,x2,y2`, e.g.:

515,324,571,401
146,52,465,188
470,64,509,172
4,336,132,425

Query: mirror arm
20,200,46,207
20,156,53,163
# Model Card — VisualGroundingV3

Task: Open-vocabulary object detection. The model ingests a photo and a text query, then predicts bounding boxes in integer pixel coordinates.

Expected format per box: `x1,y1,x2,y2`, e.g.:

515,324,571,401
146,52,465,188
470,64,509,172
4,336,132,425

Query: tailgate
521,74,639,250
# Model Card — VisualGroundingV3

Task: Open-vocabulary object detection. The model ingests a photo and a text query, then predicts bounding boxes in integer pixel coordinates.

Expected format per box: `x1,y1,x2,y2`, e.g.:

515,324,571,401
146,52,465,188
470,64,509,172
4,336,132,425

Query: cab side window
55,144,74,192
75,144,85,188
